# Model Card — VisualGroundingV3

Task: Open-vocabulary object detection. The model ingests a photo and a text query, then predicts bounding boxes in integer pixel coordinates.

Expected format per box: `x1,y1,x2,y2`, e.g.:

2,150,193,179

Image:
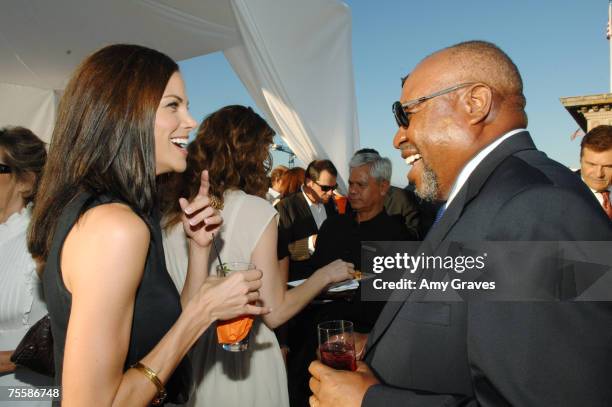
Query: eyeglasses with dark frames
392,82,478,128
315,181,338,192
0,164,11,174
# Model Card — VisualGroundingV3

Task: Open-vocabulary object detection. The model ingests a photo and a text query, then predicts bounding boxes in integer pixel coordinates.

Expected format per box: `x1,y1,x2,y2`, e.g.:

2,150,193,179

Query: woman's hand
190,269,270,323
317,259,355,285
179,170,222,248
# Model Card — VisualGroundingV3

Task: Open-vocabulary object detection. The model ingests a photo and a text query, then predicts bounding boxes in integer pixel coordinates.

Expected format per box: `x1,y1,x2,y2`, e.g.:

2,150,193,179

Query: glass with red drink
317,320,357,371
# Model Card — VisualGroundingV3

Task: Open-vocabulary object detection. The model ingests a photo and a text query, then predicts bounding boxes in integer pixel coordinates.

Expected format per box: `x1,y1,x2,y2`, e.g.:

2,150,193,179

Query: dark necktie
433,204,447,225
601,191,612,220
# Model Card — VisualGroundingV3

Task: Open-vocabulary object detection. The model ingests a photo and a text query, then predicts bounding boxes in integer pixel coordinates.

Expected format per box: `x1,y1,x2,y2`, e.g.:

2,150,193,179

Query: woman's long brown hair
28,44,178,263
161,105,275,228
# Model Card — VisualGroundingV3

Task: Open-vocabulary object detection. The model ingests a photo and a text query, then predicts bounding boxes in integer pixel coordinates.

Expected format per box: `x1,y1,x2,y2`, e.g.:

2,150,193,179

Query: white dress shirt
445,128,527,209
301,186,327,252
301,185,327,228
583,182,612,208
266,187,280,200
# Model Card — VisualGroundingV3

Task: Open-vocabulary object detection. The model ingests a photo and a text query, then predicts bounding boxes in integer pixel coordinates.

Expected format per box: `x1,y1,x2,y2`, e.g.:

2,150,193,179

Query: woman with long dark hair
27,45,266,406
162,105,353,407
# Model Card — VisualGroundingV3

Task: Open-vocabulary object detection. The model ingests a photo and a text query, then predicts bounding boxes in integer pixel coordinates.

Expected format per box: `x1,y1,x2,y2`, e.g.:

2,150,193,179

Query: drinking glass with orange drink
333,194,348,214
216,262,256,351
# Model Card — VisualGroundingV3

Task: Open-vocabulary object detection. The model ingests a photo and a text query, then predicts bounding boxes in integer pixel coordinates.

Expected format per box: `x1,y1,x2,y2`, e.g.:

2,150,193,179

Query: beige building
560,93,612,131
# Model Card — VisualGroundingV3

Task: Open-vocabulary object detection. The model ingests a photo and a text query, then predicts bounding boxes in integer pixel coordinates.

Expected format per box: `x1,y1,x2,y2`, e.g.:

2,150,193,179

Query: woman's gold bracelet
131,361,167,406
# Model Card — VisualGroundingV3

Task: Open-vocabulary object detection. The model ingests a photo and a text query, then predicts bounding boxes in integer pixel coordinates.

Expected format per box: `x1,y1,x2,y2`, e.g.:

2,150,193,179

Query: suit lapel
426,131,536,250
366,131,537,354
324,199,338,217
296,191,318,232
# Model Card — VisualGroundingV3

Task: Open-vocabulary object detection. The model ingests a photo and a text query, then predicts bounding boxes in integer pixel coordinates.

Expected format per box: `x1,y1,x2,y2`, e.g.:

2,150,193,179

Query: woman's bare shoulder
75,203,150,242
62,203,151,291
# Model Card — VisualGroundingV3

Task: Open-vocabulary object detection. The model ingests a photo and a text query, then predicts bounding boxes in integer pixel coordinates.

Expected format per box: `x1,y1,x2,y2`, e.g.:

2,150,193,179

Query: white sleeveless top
163,189,289,407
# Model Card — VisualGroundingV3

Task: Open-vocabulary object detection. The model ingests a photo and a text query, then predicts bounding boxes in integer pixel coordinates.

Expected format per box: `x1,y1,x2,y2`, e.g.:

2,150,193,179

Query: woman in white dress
161,105,353,407
0,127,52,406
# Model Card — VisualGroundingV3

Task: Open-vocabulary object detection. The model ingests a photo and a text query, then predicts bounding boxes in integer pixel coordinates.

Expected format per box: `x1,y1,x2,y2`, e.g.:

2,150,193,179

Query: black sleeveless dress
42,192,192,404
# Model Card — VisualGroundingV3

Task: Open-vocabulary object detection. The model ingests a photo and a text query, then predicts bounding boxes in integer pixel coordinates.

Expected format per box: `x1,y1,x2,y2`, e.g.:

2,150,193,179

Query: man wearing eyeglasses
308,41,612,407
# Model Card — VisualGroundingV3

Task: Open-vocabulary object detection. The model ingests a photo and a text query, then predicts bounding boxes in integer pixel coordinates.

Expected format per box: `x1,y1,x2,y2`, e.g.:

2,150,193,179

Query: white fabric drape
0,0,241,143
0,0,359,186
0,83,56,143
225,0,359,187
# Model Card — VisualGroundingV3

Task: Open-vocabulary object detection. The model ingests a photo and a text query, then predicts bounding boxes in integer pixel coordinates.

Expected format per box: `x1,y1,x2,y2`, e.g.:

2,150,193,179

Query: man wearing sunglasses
275,159,340,406
277,159,340,282
309,41,612,407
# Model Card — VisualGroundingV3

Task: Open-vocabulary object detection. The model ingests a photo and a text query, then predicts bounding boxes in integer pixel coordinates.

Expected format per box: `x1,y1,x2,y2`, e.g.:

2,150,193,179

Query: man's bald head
428,41,526,111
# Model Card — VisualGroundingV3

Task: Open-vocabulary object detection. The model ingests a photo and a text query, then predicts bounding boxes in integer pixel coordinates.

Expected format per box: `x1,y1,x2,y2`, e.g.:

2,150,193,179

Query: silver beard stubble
414,160,439,202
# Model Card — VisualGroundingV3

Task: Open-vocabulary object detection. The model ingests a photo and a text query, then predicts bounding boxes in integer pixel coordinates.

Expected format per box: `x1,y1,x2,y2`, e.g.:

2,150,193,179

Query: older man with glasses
308,40,612,407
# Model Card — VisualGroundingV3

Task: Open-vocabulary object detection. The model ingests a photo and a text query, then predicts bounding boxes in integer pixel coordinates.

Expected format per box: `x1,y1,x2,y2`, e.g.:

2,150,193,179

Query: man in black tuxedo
276,159,339,281
308,41,612,406
275,159,339,407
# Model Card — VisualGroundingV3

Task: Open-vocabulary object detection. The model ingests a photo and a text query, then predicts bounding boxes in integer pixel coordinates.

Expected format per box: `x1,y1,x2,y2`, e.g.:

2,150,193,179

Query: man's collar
581,179,612,194
444,128,527,208
301,185,321,206
268,187,280,199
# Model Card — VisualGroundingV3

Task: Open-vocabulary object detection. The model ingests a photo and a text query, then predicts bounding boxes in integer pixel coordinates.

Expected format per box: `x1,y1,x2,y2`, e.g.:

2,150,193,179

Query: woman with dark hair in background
27,45,266,406
0,127,51,406
162,105,353,407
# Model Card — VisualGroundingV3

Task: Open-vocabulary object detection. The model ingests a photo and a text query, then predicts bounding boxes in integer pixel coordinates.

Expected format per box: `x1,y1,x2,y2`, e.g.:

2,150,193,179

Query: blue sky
179,0,610,186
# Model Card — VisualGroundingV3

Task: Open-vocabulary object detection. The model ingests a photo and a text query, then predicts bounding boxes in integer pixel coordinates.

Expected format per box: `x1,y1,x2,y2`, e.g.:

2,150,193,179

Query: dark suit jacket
276,191,337,280
363,132,612,406
384,186,421,239
403,183,444,237
574,169,612,221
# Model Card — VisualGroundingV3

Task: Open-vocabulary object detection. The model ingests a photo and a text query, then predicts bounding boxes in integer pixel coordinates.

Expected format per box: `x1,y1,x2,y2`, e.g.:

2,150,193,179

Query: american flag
570,128,585,141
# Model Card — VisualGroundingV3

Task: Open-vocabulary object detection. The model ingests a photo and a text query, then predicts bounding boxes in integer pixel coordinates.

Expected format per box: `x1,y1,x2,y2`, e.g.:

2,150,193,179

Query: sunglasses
315,181,337,192
0,164,11,174
392,82,477,128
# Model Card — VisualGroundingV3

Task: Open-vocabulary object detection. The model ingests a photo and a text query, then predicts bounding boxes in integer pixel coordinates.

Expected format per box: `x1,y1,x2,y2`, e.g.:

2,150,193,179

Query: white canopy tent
0,0,359,185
